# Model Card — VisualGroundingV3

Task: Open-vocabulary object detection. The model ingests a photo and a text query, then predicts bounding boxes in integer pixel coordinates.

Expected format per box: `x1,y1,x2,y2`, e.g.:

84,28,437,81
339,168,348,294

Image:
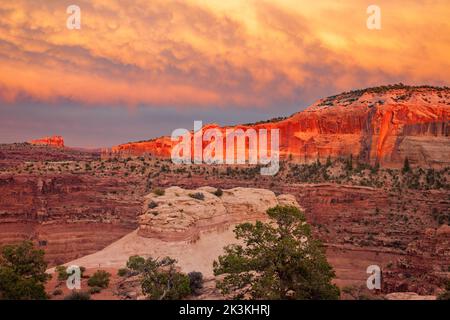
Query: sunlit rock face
108,86,450,168
30,136,65,148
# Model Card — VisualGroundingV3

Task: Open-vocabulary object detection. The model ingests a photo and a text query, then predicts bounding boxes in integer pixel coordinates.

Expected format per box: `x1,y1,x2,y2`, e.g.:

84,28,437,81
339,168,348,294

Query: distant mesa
29,135,65,148
104,85,450,168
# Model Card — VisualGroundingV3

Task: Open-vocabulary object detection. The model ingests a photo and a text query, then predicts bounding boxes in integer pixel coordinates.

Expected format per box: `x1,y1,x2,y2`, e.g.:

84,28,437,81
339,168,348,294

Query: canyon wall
0,169,141,265
107,86,449,168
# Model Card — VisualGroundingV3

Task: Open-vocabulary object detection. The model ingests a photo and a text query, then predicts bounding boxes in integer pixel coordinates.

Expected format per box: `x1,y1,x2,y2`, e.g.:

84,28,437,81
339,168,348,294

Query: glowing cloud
0,0,449,108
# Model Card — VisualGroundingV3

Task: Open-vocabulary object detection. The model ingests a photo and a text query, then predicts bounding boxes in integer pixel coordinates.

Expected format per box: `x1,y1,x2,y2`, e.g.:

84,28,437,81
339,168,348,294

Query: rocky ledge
138,186,301,241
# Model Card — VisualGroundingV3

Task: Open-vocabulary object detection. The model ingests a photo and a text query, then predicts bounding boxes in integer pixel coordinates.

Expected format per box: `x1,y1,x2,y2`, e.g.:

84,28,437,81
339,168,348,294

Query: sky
0,0,449,148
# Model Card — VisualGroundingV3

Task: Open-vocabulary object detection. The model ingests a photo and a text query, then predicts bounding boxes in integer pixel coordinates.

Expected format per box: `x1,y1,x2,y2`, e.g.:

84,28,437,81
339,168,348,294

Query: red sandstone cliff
30,136,65,148
107,85,450,167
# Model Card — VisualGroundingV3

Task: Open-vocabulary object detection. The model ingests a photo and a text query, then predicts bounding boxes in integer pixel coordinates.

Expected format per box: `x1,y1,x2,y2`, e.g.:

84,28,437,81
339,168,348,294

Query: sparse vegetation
214,188,223,197
56,265,69,281
341,285,384,300
188,271,204,296
64,291,91,300
437,280,450,300
402,157,411,174
286,158,449,191
117,268,128,277
88,286,102,294
152,188,165,196
148,201,158,209
52,289,63,296
318,84,448,107
87,270,111,288
126,255,146,273
431,208,450,225
189,192,205,201
242,116,288,126
56,265,85,281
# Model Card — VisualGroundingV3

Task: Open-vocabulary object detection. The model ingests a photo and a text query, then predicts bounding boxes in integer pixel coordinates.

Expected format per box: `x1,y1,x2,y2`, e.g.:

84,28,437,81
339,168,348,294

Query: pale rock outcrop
138,186,302,241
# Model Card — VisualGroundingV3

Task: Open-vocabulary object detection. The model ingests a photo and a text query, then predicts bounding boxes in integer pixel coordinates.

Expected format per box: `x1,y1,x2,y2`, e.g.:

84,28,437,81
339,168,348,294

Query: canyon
0,85,449,299
1,144,448,297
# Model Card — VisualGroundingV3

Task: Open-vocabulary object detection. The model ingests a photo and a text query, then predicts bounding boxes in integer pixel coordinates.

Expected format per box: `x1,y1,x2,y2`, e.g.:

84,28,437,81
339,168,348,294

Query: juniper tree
0,241,50,300
213,206,340,300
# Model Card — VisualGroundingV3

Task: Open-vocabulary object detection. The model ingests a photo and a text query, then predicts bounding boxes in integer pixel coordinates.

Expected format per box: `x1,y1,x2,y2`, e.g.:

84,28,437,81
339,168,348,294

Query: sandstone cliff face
108,136,172,158
0,173,141,264
138,186,301,241
0,143,142,265
107,86,449,168
30,136,65,148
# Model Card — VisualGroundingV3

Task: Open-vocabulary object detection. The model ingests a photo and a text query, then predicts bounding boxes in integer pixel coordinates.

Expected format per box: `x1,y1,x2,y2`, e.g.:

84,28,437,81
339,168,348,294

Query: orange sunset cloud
0,0,449,108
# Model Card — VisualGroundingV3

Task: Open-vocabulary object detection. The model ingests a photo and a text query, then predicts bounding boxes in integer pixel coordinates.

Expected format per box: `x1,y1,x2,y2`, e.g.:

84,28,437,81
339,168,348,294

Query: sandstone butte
105,85,450,168
29,135,65,148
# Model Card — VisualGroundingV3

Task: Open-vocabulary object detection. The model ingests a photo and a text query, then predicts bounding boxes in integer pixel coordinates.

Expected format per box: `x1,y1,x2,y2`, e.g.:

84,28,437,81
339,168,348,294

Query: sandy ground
61,226,241,277
45,224,242,299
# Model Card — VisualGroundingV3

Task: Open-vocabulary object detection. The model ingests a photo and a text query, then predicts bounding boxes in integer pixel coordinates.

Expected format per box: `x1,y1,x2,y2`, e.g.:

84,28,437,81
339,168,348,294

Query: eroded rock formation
107,86,449,168
138,186,301,241
30,136,65,148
